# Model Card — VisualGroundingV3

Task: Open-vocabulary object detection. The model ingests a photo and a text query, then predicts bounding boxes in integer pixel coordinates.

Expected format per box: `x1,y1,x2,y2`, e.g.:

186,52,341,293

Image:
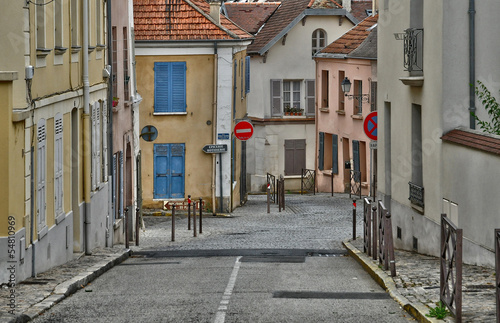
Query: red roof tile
441,129,500,155
320,14,377,55
133,0,253,41
224,2,281,35
350,0,373,22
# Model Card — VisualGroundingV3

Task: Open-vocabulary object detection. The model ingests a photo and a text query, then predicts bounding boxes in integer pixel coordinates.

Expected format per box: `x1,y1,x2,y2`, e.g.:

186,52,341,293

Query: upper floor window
36,0,46,50
312,29,326,56
71,0,79,48
154,62,187,113
54,0,63,49
54,113,64,217
271,79,315,117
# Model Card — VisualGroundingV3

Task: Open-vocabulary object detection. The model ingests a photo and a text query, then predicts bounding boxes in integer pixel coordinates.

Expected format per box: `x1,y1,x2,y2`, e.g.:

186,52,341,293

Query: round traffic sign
234,121,254,141
363,111,377,141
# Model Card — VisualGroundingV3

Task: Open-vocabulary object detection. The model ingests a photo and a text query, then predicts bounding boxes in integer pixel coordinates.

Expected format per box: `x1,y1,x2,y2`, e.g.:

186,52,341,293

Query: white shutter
119,151,124,218
91,103,97,191
37,119,47,229
95,102,101,187
54,113,64,216
102,100,108,181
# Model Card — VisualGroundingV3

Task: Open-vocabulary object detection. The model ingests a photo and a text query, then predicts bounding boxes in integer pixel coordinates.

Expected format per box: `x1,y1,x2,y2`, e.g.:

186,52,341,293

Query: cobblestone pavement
0,193,497,322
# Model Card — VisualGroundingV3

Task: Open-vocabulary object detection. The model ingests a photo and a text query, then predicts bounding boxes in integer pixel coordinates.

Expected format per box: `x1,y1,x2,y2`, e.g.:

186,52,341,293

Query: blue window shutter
318,132,324,171
154,63,170,113
353,140,360,173
245,56,250,94
332,134,338,174
171,62,186,112
170,144,185,198
154,144,169,199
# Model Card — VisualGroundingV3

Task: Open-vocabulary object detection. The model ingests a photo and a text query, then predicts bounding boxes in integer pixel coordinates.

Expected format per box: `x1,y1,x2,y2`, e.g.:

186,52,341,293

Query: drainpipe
468,0,476,129
30,146,35,277
106,0,113,247
212,42,218,215
83,0,92,255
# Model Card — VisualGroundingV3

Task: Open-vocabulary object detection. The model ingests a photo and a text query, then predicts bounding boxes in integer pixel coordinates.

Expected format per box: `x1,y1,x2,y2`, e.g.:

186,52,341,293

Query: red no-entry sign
234,121,254,141
363,111,378,141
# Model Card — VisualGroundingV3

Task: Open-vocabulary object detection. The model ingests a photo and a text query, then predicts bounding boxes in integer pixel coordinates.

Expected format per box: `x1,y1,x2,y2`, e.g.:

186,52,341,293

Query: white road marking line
214,256,242,323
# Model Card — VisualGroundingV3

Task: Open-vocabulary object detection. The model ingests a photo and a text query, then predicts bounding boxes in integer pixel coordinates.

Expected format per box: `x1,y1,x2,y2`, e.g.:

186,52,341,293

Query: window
338,71,345,111
312,29,326,56
91,101,101,191
370,81,377,112
37,119,47,237
321,70,329,109
154,62,187,113
123,27,130,101
240,58,244,100
96,0,102,45
101,101,108,182
245,56,250,94
271,80,314,116
284,139,305,175
113,151,124,219
411,104,422,186
36,0,46,49
71,0,79,48
318,132,338,174
353,80,363,115
54,114,64,217
154,144,185,199
305,80,315,115
112,27,117,97
54,0,63,49
283,81,300,111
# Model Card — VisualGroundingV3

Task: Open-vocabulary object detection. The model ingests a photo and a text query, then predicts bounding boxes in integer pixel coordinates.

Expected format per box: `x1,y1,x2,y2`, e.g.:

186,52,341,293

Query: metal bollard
171,204,176,242
125,207,129,248
352,200,357,240
187,195,191,230
199,198,203,234
193,200,197,237
267,183,270,213
136,207,140,246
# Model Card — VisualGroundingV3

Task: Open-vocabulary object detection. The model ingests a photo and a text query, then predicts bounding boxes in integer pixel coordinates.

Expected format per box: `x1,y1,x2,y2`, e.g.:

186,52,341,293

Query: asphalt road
31,194,414,322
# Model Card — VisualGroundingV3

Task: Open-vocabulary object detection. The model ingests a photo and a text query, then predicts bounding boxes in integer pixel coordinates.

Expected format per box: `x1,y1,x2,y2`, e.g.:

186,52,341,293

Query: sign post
234,121,254,141
364,112,377,200
202,144,227,215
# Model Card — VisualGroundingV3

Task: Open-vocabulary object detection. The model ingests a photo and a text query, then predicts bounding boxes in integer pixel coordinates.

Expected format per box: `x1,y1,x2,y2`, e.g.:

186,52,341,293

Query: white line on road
214,256,242,323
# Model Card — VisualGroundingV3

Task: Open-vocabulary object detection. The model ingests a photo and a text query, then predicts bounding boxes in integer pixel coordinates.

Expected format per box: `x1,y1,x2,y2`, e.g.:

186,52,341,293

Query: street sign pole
219,153,223,214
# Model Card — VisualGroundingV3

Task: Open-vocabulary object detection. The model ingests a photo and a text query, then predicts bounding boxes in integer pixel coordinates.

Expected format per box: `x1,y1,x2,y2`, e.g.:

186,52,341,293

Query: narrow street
31,194,414,322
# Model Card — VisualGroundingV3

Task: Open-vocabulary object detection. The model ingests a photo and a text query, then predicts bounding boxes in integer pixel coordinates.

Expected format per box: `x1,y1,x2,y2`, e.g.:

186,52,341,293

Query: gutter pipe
469,0,476,129
83,0,92,255
106,0,114,247
212,42,218,215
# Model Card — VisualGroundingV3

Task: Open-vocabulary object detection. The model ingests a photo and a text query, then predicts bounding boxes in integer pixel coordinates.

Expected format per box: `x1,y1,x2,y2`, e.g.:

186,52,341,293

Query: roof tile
224,2,281,35
441,129,500,155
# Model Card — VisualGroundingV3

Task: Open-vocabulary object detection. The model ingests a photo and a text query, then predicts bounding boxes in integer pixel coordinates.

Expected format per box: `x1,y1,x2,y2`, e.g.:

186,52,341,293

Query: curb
342,239,440,323
4,249,132,322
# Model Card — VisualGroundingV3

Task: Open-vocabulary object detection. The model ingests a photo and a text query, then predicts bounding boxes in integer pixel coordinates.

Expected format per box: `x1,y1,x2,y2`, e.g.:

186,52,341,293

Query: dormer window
312,29,326,56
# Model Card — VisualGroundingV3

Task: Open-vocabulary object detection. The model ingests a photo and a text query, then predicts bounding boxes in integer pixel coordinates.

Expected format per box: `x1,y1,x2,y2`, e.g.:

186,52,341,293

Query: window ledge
336,110,346,115
399,76,424,87
351,114,363,120
38,225,48,240
284,175,301,179
88,46,96,53
283,115,305,118
55,212,66,225
36,48,52,57
96,44,106,51
54,46,68,55
71,46,82,54
319,108,329,113
321,170,336,176
153,112,188,116
113,218,123,230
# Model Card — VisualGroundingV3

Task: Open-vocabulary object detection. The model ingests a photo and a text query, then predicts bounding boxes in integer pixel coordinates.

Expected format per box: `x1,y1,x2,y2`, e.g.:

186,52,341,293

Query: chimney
342,0,351,12
210,0,221,25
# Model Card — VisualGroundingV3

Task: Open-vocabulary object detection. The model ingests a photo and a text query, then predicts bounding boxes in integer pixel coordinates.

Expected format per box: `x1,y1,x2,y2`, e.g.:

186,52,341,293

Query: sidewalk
344,238,497,323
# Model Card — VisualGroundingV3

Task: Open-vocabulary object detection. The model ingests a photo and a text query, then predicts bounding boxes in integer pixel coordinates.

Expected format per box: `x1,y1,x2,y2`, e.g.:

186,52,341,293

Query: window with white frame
312,29,326,56
54,113,64,217
271,80,315,116
91,101,101,190
37,119,47,237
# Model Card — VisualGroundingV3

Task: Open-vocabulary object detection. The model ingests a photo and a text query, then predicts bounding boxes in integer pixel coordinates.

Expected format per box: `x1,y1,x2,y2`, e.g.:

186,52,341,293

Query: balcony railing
408,182,424,208
394,28,423,73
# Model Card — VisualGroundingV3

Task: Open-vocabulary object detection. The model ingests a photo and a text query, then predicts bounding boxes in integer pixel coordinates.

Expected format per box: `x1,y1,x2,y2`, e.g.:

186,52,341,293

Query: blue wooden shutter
170,144,185,198
332,134,338,174
245,56,250,94
171,62,186,112
154,63,170,112
353,140,360,173
318,132,324,171
154,144,169,199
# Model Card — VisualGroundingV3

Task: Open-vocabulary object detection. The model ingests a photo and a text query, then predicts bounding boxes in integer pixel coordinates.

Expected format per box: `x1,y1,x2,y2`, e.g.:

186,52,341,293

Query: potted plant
298,109,304,116
284,105,291,116
112,97,119,107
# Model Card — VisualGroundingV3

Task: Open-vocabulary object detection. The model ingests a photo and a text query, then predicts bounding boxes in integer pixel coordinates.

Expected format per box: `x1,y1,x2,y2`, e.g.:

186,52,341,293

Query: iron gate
301,169,315,195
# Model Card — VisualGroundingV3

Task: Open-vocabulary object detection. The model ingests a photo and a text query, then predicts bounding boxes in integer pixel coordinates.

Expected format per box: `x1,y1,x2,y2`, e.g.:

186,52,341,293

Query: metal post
267,183,270,213
331,171,334,197
193,200,197,237
125,207,129,248
187,195,191,230
219,153,223,214
372,205,377,260
278,180,282,213
171,204,175,242
199,198,203,234
135,207,140,246
352,200,356,240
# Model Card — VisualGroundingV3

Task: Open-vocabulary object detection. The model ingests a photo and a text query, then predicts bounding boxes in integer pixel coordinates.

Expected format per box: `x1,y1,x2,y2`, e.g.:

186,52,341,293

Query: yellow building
0,0,111,283
134,0,253,213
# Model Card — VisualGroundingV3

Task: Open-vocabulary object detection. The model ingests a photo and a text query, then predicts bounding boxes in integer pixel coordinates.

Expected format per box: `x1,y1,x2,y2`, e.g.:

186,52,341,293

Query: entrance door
154,144,185,199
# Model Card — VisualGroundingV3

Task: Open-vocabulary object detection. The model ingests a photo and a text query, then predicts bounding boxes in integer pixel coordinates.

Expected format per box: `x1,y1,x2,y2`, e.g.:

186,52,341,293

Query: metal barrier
301,169,315,195
363,198,372,256
377,201,396,277
495,229,500,323
267,173,276,203
277,175,285,211
440,214,462,322
350,170,361,199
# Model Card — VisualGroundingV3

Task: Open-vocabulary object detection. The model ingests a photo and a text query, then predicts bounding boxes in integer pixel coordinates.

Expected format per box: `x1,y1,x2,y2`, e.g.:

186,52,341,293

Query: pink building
314,15,377,196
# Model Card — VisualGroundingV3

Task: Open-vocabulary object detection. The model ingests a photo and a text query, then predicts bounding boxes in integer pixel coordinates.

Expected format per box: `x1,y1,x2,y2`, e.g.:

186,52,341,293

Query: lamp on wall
341,77,370,103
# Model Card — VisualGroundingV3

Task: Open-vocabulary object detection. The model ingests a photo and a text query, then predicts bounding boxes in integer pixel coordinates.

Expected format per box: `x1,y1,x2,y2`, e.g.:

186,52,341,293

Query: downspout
212,42,218,215
106,0,113,247
468,0,476,129
83,0,92,255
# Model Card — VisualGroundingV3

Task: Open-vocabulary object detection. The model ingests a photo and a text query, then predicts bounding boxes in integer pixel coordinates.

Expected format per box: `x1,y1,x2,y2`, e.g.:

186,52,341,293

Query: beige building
0,0,111,283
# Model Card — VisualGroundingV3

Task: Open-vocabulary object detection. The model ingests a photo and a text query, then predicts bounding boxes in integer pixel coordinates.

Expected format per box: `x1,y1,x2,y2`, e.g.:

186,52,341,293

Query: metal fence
440,214,462,322
277,175,285,211
267,173,276,203
377,201,396,277
301,169,315,195
363,198,372,256
350,170,361,199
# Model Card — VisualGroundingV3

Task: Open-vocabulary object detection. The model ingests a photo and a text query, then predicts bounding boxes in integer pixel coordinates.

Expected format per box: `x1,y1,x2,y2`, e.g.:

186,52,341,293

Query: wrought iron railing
440,214,463,322
403,28,423,73
301,169,315,195
363,198,372,256
408,182,424,208
267,173,276,203
350,170,361,199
